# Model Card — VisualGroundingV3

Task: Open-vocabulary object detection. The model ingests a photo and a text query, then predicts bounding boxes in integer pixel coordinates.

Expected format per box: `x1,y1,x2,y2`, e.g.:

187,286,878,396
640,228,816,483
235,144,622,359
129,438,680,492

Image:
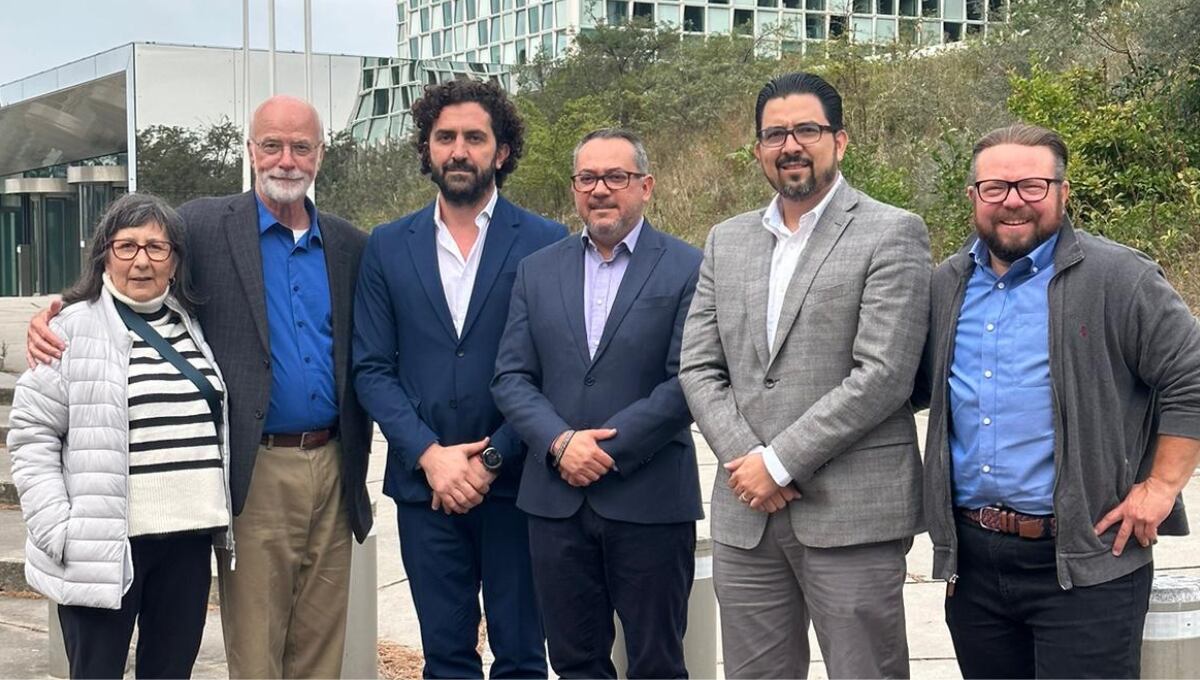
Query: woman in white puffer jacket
7,193,233,679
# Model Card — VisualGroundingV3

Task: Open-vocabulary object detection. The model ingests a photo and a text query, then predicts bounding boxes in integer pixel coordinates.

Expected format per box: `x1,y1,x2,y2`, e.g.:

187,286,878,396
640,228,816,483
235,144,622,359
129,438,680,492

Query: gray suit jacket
680,181,930,549
177,191,373,542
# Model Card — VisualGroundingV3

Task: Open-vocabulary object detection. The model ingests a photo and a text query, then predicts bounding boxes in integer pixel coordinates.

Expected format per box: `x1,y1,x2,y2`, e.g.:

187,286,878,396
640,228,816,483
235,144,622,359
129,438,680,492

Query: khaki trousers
217,440,352,679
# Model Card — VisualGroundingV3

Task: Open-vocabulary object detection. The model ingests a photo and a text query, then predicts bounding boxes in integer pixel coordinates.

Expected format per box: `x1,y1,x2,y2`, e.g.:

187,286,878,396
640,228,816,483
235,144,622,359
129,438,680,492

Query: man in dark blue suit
492,129,704,679
353,81,566,679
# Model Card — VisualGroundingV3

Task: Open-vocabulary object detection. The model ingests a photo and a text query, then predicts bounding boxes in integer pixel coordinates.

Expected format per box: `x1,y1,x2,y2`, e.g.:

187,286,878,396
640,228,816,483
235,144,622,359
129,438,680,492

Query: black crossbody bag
114,300,223,430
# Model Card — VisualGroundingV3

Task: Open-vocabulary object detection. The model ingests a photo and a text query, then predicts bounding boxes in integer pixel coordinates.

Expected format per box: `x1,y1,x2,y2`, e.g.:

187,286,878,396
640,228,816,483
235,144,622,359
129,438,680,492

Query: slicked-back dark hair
755,72,844,134
411,79,525,188
63,192,202,313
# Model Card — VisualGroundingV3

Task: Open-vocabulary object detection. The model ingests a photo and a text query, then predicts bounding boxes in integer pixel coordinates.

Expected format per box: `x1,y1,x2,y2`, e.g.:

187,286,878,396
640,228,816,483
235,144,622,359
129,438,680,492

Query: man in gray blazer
679,72,930,679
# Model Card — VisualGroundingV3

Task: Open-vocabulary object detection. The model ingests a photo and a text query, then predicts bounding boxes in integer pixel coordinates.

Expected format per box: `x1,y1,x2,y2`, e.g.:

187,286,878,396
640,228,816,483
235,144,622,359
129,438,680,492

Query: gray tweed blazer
680,180,931,550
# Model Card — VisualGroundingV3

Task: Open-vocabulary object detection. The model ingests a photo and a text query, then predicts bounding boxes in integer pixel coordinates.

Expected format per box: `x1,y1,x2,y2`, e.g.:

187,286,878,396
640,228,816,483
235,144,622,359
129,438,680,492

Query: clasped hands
726,451,798,513
418,437,495,514
551,428,617,487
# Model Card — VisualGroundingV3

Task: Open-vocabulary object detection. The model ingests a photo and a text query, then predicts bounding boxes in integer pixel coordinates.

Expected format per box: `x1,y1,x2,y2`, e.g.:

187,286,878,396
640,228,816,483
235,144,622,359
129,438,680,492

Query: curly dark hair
410,79,525,188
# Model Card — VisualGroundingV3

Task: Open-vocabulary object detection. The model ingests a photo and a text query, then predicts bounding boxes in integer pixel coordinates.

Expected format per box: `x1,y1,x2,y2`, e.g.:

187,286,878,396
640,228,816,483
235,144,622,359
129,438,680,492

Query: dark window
944,21,962,40
967,0,983,20
633,2,653,19
607,0,627,23
758,0,778,7
877,0,895,13
734,9,754,33
683,5,704,31
853,0,870,13
784,0,801,9
900,0,917,15
830,14,847,36
373,89,390,117
922,0,937,17
806,0,824,8
806,14,824,38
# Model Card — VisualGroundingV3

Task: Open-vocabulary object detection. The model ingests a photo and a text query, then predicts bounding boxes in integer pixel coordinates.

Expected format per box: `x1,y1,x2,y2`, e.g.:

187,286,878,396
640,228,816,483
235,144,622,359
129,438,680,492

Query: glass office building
350,0,1008,139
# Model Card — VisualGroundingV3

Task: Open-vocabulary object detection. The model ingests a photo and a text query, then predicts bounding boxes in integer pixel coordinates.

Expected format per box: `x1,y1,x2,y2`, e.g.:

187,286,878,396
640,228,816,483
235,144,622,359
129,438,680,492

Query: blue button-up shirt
582,219,643,359
256,195,338,433
948,233,1059,514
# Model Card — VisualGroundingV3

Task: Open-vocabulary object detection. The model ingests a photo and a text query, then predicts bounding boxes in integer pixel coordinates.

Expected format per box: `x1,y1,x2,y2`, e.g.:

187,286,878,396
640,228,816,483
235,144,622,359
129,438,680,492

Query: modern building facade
349,0,1008,139
0,42,374,296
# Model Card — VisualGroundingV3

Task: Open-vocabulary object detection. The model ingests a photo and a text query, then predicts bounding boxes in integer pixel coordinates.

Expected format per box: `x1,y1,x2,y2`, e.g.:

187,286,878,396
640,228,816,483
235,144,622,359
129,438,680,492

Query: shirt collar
762,173,843,239
434,187,499,232
255,192,322,245
970,230,1060,276
582,217,645,258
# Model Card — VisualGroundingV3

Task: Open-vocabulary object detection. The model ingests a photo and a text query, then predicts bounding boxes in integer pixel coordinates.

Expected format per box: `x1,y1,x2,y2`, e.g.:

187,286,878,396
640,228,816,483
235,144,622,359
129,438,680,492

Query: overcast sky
0,0,397,85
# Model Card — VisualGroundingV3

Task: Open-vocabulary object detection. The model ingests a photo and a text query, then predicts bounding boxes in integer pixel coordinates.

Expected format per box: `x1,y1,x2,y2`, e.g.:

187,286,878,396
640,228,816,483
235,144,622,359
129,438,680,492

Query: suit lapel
589,223,665,366
558,236,592,367
460,196,519,342
319,214,354,404
745,218,774,372
407,202,459,341
768,183,857,367
224,191,270,355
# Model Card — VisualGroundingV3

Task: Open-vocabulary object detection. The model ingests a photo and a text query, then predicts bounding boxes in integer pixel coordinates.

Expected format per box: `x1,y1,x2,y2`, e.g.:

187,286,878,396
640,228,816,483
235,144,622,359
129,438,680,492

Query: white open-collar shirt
434,188,499,338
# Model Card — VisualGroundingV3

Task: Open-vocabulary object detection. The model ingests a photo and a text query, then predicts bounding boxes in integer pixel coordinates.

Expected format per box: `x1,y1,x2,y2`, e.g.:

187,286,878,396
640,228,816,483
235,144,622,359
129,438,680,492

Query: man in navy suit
492,129,704,679
353,80,566,679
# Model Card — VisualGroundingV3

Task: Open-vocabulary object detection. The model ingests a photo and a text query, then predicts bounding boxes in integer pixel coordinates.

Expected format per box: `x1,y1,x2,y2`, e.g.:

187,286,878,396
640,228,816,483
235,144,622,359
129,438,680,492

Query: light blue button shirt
949,233,1059,514
582,219,643,359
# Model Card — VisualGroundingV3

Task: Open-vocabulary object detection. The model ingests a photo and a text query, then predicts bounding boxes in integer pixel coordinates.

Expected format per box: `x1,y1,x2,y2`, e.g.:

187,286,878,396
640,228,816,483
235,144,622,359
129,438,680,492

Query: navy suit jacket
353,195,567,502
491,222,704,524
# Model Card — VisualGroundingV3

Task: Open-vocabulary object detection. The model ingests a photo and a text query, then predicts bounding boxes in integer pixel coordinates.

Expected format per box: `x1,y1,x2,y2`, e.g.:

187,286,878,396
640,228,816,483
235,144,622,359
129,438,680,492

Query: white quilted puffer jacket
6,288,233,609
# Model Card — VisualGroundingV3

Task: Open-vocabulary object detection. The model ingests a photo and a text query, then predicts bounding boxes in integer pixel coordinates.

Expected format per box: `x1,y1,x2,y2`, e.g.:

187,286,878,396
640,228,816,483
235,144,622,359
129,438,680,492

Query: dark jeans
528,502,696,680
57,532,213,679
947,516,1152,679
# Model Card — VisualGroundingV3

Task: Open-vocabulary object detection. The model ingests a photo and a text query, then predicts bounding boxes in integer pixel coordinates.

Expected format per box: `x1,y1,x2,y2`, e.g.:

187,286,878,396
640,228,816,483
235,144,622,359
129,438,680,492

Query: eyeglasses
251,139,322,158
571,171,647,193
757,123,840,148
972,178,1063,204
109,239,173,262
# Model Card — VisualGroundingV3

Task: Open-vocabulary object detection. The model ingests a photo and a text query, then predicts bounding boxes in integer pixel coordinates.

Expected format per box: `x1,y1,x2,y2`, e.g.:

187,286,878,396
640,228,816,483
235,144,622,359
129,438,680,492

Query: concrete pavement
2,293,1199,678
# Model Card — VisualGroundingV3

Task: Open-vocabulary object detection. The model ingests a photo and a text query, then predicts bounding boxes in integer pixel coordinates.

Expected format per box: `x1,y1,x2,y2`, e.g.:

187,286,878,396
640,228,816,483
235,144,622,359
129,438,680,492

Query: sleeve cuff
760,446,793,487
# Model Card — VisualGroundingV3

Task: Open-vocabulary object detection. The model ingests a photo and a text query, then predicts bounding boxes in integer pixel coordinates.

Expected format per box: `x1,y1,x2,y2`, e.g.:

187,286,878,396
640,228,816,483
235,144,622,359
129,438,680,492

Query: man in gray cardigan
913,123,1200,678
680,72,930,679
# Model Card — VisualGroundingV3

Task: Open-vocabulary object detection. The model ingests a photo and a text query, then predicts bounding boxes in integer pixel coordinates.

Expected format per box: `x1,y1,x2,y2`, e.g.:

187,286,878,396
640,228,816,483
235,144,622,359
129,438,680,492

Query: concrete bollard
47,602,68,679
1142,573,1200,679
341,524,379,679
612,536,717,679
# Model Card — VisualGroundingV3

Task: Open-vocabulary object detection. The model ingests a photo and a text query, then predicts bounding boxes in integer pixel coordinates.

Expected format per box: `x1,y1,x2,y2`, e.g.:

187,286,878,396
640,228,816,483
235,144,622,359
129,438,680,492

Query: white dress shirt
434,188,498,337
758,175,842,488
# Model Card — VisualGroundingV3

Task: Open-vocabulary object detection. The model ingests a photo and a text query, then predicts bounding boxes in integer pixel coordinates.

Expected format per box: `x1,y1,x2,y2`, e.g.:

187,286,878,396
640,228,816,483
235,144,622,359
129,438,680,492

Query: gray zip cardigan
914,218,1200,589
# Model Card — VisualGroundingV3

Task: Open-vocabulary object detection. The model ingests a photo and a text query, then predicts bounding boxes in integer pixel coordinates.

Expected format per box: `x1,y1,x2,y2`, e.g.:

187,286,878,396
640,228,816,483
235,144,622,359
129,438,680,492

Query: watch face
483,447,502,469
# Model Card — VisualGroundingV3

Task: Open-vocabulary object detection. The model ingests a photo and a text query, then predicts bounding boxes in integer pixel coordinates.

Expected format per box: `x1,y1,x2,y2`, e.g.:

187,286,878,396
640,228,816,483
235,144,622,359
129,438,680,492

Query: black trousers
946,517,1152,679
57,532,213,680
528,502,696,680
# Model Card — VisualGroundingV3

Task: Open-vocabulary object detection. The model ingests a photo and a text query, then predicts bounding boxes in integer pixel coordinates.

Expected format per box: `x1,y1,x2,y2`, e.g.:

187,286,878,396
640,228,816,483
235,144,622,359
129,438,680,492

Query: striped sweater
115,288,230,537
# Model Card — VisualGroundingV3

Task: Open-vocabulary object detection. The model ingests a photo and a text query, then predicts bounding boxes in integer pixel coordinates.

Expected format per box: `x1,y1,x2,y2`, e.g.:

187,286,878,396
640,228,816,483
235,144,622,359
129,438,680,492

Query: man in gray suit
679,72,930,679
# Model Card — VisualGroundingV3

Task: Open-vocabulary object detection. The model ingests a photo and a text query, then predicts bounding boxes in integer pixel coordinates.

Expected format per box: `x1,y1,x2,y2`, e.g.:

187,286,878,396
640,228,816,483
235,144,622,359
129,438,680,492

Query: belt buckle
978,506,1004,533
299,430,316,449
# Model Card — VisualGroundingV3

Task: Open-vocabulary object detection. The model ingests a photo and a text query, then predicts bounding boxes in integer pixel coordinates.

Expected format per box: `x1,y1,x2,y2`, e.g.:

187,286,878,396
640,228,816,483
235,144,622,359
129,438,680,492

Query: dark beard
979,228,1052,266
775,154,838,201
432,162,496,206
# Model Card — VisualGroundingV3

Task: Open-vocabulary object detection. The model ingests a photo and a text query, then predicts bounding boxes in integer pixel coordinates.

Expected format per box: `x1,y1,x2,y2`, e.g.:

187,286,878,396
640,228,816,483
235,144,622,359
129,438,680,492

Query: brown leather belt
261,428,336,450
958,506,1057,540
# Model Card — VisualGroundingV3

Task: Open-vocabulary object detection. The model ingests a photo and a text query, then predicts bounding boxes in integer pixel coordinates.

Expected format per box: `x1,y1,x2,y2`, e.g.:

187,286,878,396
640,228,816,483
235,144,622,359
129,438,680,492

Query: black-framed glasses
571,171,647,192
972,178,1063,204
251,139,322,158
757,123,840,148
109,239,174,262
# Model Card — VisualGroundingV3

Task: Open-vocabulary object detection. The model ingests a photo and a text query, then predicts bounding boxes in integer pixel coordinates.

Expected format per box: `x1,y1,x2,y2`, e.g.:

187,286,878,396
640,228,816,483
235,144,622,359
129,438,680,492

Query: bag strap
114,300,223,429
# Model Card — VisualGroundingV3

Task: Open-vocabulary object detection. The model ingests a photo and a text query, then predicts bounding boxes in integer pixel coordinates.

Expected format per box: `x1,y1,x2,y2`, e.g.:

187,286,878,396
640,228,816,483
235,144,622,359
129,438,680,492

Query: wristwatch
480,446,502,472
